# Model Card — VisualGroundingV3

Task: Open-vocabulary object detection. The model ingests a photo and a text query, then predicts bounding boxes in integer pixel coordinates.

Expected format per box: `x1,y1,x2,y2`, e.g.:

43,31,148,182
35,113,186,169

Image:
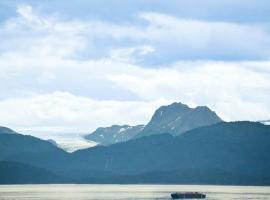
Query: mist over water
0,185,269,200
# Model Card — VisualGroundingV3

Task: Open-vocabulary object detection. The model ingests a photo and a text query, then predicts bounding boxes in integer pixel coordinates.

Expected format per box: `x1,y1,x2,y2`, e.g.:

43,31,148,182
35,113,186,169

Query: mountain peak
135,102,223,138
194,105,211,111
151,102,190,121
0,126,17,135
85,124,145,145
159,102,190,110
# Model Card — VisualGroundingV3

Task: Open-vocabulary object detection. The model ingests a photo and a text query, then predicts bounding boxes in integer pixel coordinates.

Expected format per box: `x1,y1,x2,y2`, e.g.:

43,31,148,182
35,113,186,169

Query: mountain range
0,102,270,185
84,102,222,145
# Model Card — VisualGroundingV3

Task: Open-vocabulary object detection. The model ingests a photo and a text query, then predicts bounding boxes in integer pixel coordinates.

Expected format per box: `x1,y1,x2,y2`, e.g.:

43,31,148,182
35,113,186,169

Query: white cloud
108,61,270,121
109,45,155,63
2,5,270,62
138,12,270,59
0,92,169,137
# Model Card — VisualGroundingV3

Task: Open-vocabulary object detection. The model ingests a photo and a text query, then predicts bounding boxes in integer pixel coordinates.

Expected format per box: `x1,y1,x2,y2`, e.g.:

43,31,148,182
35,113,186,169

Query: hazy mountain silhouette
135,102,222,138
84,125,145,145
0,126,17,135
0,161,63,184
2,121,269,185
84,102,222,145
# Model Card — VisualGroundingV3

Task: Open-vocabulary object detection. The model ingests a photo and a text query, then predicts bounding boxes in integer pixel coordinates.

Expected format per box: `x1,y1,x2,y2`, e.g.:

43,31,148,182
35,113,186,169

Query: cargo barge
171,192,206,199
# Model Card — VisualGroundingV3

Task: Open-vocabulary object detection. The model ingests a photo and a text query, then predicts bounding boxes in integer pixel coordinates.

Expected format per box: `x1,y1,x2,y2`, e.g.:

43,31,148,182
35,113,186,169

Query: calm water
0,184,270,200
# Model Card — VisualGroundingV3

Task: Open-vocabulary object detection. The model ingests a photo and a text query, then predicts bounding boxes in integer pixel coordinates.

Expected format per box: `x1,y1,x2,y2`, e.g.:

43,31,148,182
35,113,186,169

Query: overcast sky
0,0,270,141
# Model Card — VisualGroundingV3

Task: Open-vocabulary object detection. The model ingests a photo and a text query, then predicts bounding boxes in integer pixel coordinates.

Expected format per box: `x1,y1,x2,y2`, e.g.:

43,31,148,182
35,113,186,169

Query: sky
0,0,270,143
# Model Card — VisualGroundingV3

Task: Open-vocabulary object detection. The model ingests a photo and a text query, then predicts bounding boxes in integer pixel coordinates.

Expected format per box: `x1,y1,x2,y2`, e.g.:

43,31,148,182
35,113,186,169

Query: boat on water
171,192,206,199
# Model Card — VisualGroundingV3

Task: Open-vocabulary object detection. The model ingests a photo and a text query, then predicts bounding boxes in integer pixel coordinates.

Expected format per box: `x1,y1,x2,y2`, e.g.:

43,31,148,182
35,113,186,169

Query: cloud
0,92,169,138
0,5,270,145
109,45,155,63
2,0,269,23
108,61,270,121
1,5,270,63
138,12,270,62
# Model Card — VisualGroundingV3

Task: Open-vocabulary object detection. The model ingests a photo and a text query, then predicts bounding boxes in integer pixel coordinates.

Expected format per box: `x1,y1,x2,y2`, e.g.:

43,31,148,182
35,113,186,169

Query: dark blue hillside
1,122,270,185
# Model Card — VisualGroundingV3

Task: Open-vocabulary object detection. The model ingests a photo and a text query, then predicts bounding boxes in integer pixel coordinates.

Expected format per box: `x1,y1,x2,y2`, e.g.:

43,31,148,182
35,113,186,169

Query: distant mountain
1,121,270,185
0,129,67,161
47,139,58,146
259,120,270,125
84,125,145,145
84,102,222,145
0,130,71,181
73,122,270,175
0,161,62,184
135,102,222,138
0,126,17,134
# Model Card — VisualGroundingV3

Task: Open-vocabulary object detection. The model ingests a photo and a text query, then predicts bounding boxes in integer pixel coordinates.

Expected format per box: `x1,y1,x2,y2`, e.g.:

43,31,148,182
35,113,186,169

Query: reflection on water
0,184,270,200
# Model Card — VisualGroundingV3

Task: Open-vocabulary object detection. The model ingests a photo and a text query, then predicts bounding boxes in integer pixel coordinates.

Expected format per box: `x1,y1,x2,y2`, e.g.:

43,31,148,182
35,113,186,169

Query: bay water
0,184,269,200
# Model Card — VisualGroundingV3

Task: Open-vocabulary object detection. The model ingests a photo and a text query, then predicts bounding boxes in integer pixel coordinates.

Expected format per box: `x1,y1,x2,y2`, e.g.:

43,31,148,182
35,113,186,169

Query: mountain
0,128,71,182
47,139,58,146
84,102,222,145
0,126,17,134
0,129,67,161
259,120,270,125
135,102,222,138
72,122,270,177
84,125,145,145
0,161,62,184
1,121,270,185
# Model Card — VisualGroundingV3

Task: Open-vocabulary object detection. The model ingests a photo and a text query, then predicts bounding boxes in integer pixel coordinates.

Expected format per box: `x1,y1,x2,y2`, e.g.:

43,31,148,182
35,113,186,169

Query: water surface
0,184,269,200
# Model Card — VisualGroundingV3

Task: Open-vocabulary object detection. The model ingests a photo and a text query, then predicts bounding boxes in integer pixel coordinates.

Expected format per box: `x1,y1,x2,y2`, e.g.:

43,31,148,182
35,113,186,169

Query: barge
171,192,206,199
